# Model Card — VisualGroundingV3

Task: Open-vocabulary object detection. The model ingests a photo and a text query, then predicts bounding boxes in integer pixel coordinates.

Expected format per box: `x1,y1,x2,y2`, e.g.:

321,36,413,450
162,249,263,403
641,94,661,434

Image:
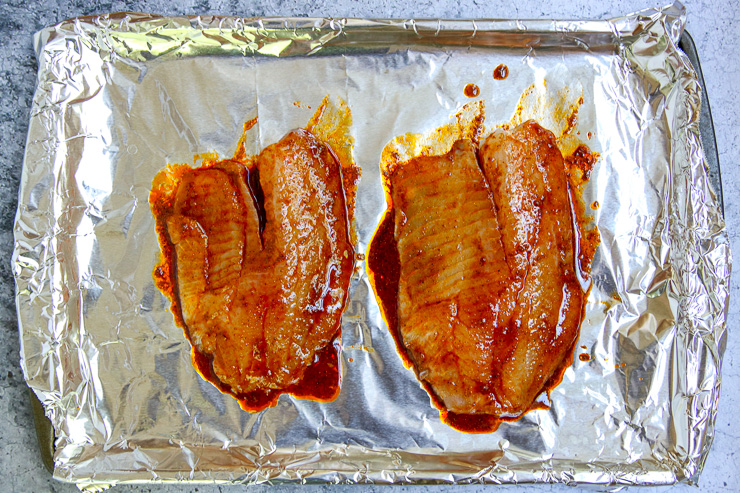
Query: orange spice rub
151,123,356,412
368,121,599,432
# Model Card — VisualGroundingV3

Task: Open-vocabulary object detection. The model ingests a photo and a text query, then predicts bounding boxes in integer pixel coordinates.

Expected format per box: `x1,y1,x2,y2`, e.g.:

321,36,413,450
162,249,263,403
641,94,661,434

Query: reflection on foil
12,1,730,489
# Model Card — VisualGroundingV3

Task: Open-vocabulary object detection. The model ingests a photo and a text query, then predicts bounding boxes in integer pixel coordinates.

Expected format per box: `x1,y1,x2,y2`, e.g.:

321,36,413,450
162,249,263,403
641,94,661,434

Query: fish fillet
385,120,584,418
151,129,353,403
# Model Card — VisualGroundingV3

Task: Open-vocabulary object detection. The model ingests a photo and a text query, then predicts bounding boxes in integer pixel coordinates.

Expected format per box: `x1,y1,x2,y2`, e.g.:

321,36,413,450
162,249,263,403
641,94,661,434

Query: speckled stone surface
1,1,737,492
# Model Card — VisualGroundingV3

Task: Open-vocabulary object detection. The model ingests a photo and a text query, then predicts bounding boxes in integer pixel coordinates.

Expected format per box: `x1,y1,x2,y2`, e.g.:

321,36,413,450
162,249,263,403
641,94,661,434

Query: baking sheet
12,1,730,488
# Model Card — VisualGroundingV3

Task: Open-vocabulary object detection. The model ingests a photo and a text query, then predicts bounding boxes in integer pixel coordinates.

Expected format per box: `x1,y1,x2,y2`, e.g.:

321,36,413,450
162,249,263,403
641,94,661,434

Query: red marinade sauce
464,83,480,97
493,64,509,80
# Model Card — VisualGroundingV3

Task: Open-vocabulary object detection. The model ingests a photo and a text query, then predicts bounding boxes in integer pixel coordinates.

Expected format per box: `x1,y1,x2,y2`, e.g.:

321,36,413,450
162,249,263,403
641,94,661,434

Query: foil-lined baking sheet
12,1,731,488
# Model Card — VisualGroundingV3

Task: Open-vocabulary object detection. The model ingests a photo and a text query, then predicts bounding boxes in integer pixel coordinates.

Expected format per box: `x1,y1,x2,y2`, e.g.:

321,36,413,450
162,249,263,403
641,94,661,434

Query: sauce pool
191,338,341,412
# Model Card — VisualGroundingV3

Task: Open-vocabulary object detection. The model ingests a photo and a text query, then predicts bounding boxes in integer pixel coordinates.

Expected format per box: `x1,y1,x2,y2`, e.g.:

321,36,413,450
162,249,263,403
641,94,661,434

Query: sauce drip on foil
493,64,509,80
464,83,480,97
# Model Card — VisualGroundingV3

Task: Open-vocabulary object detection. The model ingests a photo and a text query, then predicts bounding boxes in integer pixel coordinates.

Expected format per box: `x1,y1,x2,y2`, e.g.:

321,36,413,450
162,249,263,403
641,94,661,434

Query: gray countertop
1,1,737,492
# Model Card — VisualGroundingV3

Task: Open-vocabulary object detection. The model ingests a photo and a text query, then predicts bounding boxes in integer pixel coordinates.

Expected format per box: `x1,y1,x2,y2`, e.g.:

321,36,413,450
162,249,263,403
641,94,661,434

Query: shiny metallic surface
12,1,730,488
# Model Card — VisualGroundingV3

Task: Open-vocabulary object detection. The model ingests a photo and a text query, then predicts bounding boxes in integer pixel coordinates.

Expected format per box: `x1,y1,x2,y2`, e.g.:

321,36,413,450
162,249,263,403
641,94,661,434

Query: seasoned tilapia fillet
479,121,583,413
151,129,353,402
387,121,583,418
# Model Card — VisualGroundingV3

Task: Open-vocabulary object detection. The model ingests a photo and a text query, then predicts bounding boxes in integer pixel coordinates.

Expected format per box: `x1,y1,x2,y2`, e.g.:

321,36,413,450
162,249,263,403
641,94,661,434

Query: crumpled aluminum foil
12,1,731,488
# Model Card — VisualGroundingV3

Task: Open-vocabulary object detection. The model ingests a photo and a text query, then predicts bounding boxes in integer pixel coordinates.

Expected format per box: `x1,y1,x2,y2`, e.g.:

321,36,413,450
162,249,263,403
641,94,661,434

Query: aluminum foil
12,1,731,488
